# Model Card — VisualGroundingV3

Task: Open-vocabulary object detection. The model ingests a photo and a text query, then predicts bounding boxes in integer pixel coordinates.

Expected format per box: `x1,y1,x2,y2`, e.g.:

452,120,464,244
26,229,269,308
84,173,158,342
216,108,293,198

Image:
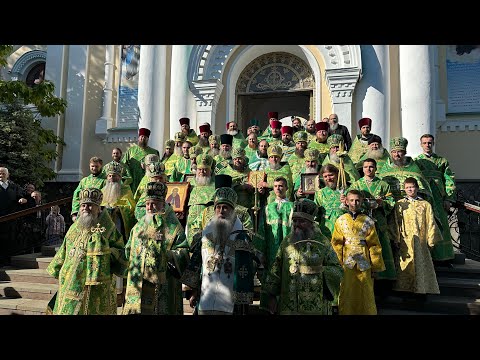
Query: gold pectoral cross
90,223,106,234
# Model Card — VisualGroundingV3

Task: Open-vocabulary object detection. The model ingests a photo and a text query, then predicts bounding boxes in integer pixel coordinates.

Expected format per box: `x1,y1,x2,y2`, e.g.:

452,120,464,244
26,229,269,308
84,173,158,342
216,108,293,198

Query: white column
325,68,361,136
355,45,390,145
138,45,167,152
192,80,224,134
170,45,193,139
399,45,433,157
95,45,115,138
44,45,69,173
57,45,90,181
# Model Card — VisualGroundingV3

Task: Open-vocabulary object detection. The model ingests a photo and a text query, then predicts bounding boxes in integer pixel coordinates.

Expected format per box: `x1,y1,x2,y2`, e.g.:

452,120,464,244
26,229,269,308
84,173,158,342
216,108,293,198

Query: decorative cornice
324,68,361,103
192,80,224,108
438,120,480,132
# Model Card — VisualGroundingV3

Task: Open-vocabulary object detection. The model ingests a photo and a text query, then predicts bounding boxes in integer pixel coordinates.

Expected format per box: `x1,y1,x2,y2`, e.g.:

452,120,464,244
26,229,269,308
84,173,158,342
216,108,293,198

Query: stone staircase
3,246,477,315
0,246,58,315
376,252,480,315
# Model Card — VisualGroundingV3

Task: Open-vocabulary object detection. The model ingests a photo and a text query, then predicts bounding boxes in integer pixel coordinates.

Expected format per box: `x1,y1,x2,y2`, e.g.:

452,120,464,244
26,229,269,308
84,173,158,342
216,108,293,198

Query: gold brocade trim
86,250,111,256
298,264,323,274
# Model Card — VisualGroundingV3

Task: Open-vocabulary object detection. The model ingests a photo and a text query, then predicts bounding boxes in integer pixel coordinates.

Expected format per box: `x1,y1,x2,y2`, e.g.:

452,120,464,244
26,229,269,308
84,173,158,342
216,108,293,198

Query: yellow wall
304,45,332,119
388,45,402,138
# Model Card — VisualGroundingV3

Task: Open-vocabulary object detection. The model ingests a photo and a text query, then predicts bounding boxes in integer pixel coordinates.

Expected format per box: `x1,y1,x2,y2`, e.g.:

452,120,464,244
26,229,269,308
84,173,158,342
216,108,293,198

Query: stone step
0,268,58,285
0,281,57,300
377,308,446,315
435,258,480,279
437,277,480,298
10,253,53,270
453,250,466,265
41,245,61,257
377,294,480,315
0,297,48,315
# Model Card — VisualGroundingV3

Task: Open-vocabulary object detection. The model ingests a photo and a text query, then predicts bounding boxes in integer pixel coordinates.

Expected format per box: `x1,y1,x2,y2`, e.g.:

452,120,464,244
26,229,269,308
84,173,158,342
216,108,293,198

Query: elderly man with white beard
327,113,352,151
186,154,216,246
226,121,247,149
123,182,189,315
101,161,136,304
322,134,360,185
182,183,255,315
101,162,136,244
46,188,126,315
356,135,391,173
207,134,220,157
263,198,343,315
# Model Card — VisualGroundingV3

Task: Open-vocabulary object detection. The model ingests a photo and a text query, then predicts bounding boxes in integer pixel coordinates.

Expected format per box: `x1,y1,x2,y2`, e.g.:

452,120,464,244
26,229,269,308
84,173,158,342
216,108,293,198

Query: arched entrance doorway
235,52,315,131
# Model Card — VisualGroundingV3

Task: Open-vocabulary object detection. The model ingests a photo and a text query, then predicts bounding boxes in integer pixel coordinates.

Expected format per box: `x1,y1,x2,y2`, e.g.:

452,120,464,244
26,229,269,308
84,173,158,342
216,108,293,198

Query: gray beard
210,148,220,157
366,147,384,160
291,225,314,243
295,148,305,157
393,157,407,167
326,181,337,190
330,122,339,131
269,162,281,171
195,175,212,186
102,181,122,206
212,212,236,245
227,130,238,136
145,212,154,225
220,149,231,159
305,166,318,174
174,146,183,157
198,137,209,147
77,212,99,230
330,152,340,164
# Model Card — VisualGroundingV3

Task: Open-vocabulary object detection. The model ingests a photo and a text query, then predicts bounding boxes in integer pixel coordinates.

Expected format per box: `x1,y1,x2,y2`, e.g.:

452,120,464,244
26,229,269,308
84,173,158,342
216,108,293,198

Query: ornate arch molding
10,50,47,81
188,45,362,130
236,52,315,94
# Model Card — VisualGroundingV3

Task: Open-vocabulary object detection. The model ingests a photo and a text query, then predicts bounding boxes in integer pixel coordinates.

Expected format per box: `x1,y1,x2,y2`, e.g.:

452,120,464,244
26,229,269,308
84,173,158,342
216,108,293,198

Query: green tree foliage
0,45,67,187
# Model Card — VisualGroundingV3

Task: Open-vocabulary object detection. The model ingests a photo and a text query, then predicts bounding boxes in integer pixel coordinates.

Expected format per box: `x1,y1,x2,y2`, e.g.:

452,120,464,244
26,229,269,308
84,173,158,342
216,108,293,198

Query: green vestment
121,145,160,194
349,177,396,280
314,186,346,239
263,232,343,315
71,174,107,215
122,213,189,315
46,210,125,315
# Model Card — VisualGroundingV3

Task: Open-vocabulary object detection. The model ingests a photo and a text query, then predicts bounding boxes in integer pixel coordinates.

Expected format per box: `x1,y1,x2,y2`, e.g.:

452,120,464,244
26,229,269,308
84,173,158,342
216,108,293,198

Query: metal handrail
0,197,72,223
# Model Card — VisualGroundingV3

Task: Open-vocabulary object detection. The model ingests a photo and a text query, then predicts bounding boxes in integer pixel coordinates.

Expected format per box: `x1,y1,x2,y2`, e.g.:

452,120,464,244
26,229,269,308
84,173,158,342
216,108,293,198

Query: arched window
26,62,45,87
